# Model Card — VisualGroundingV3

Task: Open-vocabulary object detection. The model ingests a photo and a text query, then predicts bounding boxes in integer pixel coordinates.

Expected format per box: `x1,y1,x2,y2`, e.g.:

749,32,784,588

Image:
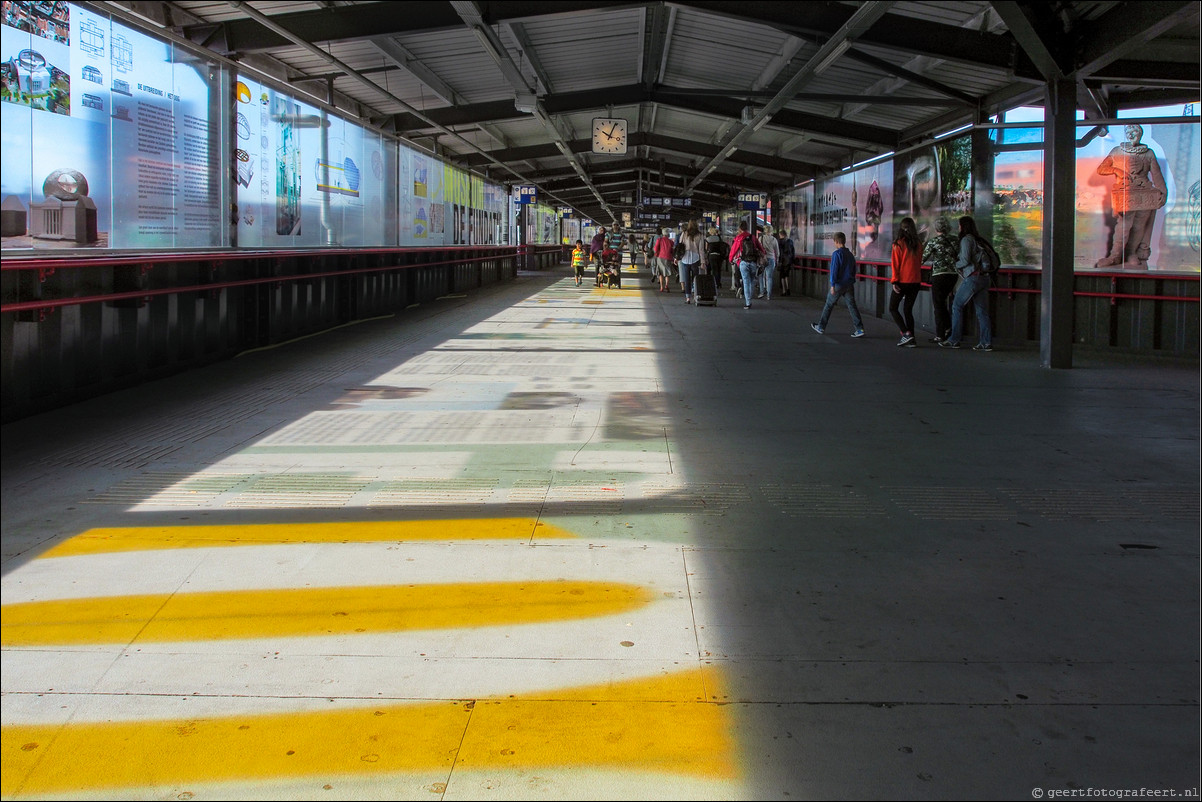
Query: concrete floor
2,263,1199,800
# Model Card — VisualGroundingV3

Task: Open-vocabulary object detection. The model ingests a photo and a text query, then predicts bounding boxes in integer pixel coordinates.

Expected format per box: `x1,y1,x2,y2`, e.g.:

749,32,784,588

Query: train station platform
2,262,1199,800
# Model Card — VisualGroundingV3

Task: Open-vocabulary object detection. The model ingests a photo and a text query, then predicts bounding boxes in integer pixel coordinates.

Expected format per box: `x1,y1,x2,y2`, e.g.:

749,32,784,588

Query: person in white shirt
677,220,706,304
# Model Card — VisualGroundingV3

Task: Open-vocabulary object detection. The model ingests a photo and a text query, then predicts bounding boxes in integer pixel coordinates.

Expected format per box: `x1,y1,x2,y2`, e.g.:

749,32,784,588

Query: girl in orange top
890,216,923,347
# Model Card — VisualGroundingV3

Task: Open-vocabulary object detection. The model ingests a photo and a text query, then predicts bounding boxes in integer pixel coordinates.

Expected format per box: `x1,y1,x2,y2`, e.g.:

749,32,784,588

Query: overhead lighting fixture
935,123,972,139
851,150,893,169
812,40,851,75
514,92,537,114
476,29,504,63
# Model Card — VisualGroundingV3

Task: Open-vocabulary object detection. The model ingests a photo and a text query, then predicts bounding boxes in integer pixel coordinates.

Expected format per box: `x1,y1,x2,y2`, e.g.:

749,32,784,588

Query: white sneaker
810,323,824,334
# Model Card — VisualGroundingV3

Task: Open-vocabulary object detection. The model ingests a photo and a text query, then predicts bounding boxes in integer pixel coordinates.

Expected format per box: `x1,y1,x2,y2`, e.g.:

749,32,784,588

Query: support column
1040,77,1077,368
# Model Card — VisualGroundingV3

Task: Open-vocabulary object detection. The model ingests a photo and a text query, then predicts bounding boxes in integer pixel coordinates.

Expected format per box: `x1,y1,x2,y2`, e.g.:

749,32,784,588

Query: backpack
739,235,759,263
673,240,686,260
977,238,1001,282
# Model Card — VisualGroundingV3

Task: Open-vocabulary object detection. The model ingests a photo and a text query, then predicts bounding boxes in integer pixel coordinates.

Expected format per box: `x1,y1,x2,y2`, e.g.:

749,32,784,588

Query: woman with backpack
939,215,994,352
727,220,764,310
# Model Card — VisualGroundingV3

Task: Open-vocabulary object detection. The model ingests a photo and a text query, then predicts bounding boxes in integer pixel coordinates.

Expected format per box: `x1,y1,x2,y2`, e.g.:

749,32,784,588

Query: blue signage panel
738,191,764,210
516,185,537,204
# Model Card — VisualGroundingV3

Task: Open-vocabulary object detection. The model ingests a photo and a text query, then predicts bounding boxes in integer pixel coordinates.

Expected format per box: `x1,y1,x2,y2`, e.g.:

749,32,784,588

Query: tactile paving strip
82,472,253,506
227,474,375,508
761,483,890,518
884,486,1018,520
1007,487,1200,521
637,481,746,514
369,478,499,508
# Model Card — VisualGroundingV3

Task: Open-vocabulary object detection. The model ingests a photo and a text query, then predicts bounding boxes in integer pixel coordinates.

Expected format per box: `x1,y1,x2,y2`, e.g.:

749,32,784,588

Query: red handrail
794,259,1199,302
0,244,553,271
0,252,525,315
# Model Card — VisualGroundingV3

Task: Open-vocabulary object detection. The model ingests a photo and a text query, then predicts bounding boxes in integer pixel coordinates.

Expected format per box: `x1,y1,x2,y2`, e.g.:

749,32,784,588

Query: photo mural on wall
892,136,973,246
992,108,1199,271
808,163,894,263
1077,119,1198,271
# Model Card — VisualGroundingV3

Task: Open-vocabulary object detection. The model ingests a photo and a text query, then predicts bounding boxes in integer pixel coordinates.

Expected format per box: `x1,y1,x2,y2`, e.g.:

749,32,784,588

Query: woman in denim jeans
727,221,763,310
940,215,994,352
757,226,779,301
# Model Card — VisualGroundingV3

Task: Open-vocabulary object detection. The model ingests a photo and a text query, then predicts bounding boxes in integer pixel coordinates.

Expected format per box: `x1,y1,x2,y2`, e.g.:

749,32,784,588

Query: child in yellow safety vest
571,240,588,286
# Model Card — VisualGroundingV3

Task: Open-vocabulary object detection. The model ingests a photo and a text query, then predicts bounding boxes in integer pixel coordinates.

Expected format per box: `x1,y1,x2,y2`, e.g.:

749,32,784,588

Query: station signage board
738,191,765,210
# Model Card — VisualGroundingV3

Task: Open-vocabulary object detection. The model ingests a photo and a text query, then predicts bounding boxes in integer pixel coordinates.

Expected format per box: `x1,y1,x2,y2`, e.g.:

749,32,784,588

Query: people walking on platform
653,228,675,292
757,225,779,301
590,226,607,271
705,226,725,293
890,216,923,347
811,231,865,337
777,228,795,296
729,221,764,310
922,216,959,342
570,239,588,286
598,245,622,288
607,225,626,264
940,215,994,351
677,220,705,304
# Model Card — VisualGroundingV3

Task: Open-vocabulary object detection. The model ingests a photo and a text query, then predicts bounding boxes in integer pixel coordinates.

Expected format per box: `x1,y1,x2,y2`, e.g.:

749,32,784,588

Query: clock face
592,117,628,154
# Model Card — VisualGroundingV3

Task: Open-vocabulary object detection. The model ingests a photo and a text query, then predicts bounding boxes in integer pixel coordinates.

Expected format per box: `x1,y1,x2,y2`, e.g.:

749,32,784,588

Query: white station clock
592,117,628,154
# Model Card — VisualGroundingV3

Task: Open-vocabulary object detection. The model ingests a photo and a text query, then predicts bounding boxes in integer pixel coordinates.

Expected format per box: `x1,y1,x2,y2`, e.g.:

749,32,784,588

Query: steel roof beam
987,1,1070,81
675,0,1033,78
219,0,585,216
685,1,894,195
451,0,616,221
460,131,817,178
842,47,985,104
1074,0,1200,78
393,83,898,148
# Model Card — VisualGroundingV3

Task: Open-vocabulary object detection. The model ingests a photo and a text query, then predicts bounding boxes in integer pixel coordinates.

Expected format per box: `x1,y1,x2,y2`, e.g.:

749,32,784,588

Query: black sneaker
972,343,993,352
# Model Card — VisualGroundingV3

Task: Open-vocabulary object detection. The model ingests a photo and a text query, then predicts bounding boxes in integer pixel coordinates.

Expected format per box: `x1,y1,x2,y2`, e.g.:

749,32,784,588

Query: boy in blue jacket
810,231,865,337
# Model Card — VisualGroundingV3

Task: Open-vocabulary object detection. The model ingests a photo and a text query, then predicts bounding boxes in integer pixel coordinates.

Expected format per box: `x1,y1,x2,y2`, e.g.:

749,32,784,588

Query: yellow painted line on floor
0,580,653,646
42,519,573,558
1,669,732,797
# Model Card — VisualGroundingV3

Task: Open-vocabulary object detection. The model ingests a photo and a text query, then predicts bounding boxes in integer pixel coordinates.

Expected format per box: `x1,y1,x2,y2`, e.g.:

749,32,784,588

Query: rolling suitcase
693,270,718,306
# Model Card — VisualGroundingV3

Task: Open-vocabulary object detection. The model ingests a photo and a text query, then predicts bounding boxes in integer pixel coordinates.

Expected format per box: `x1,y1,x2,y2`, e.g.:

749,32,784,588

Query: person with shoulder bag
705,226,725,293
677,220,706,304
939,215,994,352
777,229,795,296
757,225,780,301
